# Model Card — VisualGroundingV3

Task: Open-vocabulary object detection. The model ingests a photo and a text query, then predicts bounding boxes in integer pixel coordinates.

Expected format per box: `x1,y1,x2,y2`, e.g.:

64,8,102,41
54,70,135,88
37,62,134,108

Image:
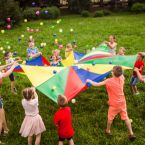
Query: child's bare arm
134,67,144,82
86,79,105,86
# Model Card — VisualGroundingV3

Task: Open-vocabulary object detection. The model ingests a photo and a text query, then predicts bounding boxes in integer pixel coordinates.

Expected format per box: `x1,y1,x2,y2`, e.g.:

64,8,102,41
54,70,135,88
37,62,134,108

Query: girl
105,35,117,55
54,95,74,145
65,43,73,58
50,55,60,66
27,38,42,60
117,47,126,56
50,49,61,64
19,87,46,145
0,62,18,144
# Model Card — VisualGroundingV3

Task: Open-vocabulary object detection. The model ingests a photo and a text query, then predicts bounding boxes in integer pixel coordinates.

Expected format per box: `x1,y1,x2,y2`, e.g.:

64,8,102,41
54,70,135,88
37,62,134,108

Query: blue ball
109,61,112,64
92,62,96,66
32,2,36,6
18,37,21,42
13,51,17,56
53,33,57,37
44,10,48,14
53,70,57,74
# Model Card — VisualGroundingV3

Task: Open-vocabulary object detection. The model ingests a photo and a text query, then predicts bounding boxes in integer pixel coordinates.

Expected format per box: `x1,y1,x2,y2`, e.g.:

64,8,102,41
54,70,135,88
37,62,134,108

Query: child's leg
2,109,9,132
58,141,63,145
0,109,3,134
28,136,33,145
35,133,41,145
69,139,74,145
124,119,134,135
106,120,113,133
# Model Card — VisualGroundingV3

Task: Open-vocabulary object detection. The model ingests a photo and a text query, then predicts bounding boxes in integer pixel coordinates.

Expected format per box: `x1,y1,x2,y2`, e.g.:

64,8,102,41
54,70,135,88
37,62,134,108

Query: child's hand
86,79,92,84
13,61,19,67
31,87,36,92
134,67,138,72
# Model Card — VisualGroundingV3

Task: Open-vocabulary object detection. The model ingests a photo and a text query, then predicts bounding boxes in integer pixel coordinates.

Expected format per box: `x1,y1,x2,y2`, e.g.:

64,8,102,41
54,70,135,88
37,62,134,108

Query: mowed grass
0,14,145,145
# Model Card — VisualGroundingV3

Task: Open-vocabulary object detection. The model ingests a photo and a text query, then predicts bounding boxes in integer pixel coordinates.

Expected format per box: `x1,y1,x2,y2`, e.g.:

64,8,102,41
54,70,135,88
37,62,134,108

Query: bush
131,3,145,13
94,10,104,17
0,0,22,27
23,8,39,20
81,10,90,17
103,10,112,16
41,7,60,19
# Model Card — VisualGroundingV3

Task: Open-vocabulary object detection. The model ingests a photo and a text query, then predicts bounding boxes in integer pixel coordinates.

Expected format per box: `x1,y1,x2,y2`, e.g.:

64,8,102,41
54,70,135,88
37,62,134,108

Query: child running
105,35,117,55
19,87,46,145
86,66,136,141
54,95,74,145
130,53,144,95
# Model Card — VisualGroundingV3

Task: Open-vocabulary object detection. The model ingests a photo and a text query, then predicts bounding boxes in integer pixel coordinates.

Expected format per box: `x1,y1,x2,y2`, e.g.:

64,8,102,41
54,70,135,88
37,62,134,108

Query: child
65,43,73,58
50,49,61,64
117,47,126,56
50,55,60,66
0,62,18,143
86,66,136,141
54,95,74,145
130,53,144,95
19,87,46,145
105,35,117,55
27,38,42,60
4,52,20,94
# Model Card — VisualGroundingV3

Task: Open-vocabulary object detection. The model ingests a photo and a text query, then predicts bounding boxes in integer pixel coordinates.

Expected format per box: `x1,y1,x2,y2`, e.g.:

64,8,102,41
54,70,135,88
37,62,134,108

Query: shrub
103,10,112,16
94,10,104,17
41,7,60,19
131,3,145,13
0,0,22,27
81,10,90,17
23,8,39,20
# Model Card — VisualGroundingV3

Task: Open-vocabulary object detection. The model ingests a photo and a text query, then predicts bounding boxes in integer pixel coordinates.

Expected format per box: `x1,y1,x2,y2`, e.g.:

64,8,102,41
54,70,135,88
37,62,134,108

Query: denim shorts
0,97,3,109
130,76,139,86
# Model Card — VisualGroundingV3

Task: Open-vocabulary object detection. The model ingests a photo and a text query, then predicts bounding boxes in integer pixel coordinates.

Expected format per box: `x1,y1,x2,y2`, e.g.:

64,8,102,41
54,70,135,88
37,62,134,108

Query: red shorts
108,104,128,121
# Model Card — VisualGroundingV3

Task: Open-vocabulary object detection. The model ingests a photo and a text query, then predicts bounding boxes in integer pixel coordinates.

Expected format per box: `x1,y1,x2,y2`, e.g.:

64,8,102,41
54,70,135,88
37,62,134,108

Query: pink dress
19,97,46,137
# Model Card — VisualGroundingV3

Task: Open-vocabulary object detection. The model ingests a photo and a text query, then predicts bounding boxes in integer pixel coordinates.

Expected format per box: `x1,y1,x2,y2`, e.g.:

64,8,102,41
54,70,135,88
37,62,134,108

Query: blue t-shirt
27,47,39,57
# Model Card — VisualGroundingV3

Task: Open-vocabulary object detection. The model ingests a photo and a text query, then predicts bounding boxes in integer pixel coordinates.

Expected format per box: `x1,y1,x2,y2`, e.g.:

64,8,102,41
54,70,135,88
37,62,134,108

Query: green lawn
0,14,145,145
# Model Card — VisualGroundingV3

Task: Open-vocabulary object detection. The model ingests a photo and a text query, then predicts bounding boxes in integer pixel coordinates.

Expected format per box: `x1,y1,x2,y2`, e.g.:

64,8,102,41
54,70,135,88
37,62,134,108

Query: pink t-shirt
104,75,126,107
22,97,39,116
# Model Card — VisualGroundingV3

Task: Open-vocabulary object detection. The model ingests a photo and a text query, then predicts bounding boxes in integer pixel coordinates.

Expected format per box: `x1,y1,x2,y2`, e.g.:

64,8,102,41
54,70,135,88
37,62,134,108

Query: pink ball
7,24,11,30
36,10,40,16
7,17,11,23
59,44,63,49
30,29,34,32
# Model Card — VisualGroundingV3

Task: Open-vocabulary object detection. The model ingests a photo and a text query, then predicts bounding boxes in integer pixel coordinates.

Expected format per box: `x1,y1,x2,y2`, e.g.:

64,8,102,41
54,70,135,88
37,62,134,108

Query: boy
54,95,74,145
86,66,136,141
130,53,144,95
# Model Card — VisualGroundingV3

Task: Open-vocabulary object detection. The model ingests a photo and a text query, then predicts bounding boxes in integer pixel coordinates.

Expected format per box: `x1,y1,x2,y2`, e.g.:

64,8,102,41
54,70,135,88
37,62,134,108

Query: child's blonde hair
66,43,72,48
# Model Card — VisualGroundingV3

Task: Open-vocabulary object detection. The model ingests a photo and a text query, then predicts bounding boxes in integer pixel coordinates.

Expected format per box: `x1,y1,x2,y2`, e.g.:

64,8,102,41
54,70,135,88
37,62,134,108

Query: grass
0,13,145,145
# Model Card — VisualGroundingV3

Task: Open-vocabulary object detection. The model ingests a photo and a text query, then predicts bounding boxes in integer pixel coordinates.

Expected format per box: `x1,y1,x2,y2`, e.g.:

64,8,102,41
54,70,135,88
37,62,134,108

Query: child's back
54,106,74,138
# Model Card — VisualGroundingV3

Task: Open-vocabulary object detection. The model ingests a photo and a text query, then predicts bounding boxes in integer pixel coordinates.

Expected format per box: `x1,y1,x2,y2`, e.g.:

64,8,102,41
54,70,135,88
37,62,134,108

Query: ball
7,24,11,30
0,47,4,51
70,28,74,32
40,22,43,26
24,19,28,23
22,61,26,64
59,29,63,33
44,10,48,14
52,86,56,91
71,99,76,104
53,70,57,74
130,119,133,123
2,50,5,54
7,46,11,49
1,30,5,34
92,47,96,50
7,17,11,23
21,34,24,38
36,10,40,16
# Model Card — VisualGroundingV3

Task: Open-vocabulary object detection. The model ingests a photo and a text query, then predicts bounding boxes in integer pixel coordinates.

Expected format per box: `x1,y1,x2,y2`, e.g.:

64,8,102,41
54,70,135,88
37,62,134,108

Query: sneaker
128,134,136,141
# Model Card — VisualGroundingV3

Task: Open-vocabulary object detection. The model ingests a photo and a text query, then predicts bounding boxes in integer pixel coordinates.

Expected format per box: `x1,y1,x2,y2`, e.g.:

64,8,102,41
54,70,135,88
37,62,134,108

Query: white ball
21,34,24,38
71,99,76,104
40,22,44,26
92,47,96,50
7,46,11,49
0,47,4,51
2,50,5,54
59,29,63,33
70,28,74,32
130,119,133,123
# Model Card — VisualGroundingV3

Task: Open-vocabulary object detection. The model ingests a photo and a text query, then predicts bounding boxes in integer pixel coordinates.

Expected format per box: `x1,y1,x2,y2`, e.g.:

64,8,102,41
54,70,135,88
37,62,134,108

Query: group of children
0,35,145,145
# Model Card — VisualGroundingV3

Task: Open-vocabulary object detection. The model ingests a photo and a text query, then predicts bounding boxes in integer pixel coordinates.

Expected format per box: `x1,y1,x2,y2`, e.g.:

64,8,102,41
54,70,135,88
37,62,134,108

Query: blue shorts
130,76,139,86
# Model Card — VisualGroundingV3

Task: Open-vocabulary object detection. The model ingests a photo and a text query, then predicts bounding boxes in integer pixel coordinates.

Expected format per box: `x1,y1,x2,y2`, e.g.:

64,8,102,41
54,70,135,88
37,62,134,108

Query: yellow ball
1,30,5,34
7,46,11,49
24,19,28,23
40,22,44,26
0,47,4,51
21,34,24,38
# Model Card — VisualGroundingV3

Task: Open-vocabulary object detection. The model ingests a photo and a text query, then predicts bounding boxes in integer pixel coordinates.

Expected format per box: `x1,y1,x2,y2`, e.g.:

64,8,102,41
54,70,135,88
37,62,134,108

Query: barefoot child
105,35,117,55
54,95,74,145
86,66,136,141
19,87,46,145
0,62,18,144
130,53,144,95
